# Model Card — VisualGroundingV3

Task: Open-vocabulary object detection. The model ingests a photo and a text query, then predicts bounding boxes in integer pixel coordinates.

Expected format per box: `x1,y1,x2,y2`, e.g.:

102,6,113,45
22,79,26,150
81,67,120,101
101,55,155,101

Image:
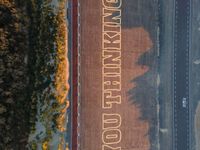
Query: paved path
71,0,78,149
173,0,190,149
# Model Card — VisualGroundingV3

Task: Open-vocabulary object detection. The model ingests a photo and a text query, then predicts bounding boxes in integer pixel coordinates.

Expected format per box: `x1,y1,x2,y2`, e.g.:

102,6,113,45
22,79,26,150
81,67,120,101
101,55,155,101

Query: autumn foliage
0,0,70,149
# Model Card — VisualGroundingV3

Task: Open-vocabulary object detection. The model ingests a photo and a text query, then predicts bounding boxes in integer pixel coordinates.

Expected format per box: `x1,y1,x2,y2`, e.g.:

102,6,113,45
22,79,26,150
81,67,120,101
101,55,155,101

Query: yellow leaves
28,0,69,148
51,0,70,135
42,141,49,150
54,2,69,105
56,102,69,132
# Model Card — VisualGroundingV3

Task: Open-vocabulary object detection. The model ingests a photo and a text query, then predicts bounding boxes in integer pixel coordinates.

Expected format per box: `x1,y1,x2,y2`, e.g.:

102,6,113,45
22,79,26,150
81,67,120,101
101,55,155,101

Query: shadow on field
122,0,159,149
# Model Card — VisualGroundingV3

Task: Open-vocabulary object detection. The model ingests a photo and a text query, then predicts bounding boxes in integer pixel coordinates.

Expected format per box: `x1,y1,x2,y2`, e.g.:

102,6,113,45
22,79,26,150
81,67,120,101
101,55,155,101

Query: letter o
102,129,121,145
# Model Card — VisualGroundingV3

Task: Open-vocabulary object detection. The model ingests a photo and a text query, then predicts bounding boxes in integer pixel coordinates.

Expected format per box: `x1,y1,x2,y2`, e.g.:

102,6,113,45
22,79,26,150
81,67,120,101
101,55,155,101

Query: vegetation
0,0,30,149
0,0,69,149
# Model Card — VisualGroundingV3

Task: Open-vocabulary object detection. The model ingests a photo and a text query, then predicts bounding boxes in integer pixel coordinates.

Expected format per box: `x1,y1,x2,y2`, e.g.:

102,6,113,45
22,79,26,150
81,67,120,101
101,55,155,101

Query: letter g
102,0,122,9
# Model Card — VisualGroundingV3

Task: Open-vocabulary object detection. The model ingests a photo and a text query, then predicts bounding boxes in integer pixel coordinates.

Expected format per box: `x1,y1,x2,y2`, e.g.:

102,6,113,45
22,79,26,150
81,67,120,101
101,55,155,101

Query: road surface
173,0,190,149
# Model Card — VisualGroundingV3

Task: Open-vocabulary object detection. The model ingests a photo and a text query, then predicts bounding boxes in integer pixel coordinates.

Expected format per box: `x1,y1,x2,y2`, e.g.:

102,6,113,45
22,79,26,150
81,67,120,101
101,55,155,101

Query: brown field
195,102,200,150
79,0,154,149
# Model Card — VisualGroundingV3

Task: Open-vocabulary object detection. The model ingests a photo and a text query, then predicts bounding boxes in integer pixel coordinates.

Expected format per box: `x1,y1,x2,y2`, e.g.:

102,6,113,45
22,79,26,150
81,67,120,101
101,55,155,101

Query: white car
182,98,187,108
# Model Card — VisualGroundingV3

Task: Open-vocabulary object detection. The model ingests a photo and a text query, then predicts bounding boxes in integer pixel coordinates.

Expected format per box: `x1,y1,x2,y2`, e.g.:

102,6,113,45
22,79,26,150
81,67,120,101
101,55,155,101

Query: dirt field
195,102,200,150
78,0,158,150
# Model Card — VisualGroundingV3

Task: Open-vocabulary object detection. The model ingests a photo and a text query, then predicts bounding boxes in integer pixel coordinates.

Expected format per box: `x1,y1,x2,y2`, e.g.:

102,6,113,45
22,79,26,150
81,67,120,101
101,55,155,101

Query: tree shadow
128,47,158,149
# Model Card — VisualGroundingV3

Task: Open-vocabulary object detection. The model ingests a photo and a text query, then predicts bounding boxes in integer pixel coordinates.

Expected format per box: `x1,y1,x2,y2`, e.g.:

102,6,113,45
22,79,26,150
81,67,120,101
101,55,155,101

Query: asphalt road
173,0,190,149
